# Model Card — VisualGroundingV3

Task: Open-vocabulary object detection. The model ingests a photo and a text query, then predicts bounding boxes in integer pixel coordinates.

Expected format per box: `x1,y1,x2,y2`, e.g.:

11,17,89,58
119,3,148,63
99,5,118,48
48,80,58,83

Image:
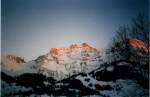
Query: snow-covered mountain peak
39,43,103,79
49,43,99,61
1,54,26,65
1,55,28,76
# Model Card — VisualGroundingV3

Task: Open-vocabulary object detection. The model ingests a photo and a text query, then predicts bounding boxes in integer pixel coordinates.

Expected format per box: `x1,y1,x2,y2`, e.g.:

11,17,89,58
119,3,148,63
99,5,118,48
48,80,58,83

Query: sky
1,0,148,61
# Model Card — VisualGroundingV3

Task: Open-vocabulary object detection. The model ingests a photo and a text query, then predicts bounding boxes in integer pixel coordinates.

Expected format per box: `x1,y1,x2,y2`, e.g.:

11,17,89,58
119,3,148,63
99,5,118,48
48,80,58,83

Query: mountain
48,43,98,65
39,43,104,80
1,43,104,80
1,54,40,76
1,55,26,75
1,54,26,66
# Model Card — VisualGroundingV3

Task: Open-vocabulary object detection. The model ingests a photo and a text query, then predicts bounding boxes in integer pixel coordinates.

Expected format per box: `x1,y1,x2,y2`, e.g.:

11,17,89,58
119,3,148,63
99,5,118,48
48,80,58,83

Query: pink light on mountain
128,38,149,52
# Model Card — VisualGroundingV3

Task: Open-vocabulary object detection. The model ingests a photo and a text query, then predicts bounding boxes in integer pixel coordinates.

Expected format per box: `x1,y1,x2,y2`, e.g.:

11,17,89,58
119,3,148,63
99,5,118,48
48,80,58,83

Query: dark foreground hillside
1,60,149,97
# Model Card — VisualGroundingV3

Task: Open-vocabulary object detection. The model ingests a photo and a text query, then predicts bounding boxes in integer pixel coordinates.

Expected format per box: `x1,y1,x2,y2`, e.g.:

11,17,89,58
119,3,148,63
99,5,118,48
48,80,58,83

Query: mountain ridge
1,43,104,80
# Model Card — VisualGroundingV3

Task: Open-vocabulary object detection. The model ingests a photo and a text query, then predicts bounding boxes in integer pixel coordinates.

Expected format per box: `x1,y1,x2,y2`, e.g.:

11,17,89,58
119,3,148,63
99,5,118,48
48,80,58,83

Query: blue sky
2,0,148,61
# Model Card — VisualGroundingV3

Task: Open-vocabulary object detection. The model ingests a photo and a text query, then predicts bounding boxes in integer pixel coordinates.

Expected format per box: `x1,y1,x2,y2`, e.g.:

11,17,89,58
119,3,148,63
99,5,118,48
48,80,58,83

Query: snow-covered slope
75,75,148,97
52,61,149,97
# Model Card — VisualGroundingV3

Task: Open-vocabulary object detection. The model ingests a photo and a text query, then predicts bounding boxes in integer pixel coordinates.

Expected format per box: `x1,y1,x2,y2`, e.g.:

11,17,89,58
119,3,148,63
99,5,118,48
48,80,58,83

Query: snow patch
106,66,114,71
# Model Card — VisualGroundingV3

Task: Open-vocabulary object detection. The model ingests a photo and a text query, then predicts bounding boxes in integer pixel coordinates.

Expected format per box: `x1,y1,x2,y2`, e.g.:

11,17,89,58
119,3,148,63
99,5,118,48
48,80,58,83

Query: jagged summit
49,43,97,57
6,55,26,63
1,54,26,64
1,54,27,76
71,43,97,52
